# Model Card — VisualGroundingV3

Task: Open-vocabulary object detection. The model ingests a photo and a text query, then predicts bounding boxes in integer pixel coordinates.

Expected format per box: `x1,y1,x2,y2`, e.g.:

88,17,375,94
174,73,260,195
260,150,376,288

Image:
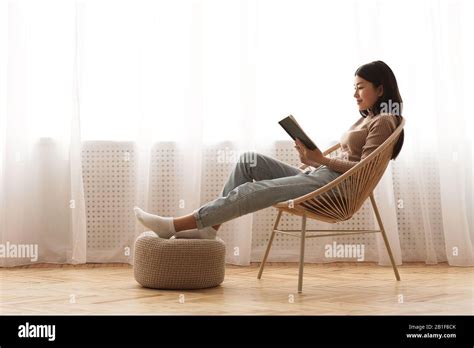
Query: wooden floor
0,262,472,315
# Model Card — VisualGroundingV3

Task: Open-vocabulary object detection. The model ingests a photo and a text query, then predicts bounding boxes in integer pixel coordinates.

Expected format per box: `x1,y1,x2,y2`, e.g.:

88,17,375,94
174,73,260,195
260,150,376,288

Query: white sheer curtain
0,0,86,266
1,0,472,267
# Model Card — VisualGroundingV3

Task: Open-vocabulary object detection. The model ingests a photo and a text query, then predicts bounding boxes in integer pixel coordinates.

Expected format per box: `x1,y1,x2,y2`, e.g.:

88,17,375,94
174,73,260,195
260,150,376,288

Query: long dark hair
355,60,404,160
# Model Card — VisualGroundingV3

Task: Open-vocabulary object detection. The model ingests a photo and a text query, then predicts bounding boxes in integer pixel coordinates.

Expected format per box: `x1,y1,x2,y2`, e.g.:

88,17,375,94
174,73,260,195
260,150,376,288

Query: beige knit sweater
324,113,401,174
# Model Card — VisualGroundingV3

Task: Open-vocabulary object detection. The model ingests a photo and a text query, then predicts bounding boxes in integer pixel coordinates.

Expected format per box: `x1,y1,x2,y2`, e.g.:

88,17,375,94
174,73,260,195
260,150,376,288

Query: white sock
133,206,175,239
174,226,217,240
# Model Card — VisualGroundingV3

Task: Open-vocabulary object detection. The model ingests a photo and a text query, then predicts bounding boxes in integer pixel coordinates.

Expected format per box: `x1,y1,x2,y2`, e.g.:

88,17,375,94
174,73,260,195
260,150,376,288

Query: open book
278,114,320,151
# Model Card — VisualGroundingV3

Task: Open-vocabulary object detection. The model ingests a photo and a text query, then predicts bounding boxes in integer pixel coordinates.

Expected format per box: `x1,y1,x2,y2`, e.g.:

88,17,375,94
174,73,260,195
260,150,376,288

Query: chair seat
273,195,353,223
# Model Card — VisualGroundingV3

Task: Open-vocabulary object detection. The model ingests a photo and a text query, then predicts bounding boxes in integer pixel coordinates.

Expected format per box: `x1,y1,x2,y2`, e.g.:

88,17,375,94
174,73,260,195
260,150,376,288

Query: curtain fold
1,0,472,267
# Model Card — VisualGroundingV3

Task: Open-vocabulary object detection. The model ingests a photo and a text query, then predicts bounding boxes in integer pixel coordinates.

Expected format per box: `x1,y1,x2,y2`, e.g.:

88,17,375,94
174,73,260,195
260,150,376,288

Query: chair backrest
294,116,406,222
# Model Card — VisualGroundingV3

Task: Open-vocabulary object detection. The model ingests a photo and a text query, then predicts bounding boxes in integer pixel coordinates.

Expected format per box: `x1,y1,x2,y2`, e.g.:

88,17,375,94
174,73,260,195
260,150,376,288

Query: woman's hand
294,138,326,166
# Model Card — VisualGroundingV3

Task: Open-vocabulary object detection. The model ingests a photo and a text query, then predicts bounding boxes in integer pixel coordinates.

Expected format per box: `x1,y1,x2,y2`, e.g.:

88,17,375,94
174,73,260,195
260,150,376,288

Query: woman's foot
174,226,218,240
133,206,175,239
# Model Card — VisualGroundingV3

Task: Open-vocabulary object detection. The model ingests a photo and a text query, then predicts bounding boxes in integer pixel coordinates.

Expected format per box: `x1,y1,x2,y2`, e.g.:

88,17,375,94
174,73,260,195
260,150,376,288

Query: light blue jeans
192,151,343,229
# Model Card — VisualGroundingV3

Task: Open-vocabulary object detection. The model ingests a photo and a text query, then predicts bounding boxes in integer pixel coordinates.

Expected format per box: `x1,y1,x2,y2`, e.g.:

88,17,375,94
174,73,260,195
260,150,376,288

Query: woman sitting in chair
134,60,404,239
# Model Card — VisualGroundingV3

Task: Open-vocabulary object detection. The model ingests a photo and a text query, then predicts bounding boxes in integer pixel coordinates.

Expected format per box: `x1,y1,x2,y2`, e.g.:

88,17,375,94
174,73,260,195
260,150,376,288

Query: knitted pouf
133,231,226,290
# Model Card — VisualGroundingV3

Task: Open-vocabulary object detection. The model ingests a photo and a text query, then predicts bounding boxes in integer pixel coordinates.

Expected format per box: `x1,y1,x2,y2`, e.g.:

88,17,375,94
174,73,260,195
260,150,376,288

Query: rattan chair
257,116,405,293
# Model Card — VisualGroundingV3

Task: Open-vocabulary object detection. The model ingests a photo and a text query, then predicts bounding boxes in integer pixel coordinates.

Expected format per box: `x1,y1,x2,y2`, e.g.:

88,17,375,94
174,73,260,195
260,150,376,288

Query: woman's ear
377,85,384,97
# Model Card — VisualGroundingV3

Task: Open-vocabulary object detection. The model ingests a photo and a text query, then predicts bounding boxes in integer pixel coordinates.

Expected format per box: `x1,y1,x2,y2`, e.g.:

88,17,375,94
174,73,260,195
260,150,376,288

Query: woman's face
354,75,383,112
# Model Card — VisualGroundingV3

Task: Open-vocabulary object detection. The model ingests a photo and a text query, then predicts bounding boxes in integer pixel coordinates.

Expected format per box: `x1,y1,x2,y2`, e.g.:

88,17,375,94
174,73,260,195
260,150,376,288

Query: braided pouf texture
133,231,226,290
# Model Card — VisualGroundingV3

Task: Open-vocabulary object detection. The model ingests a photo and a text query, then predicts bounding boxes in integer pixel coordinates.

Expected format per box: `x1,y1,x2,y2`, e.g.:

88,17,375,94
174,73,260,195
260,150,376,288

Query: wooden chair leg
258,210,282,279
370,193,401,281
298,213,307,293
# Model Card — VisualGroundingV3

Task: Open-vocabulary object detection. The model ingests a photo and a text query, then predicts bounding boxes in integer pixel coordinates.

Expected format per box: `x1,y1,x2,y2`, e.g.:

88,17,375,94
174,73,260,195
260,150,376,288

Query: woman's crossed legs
134,151,341,239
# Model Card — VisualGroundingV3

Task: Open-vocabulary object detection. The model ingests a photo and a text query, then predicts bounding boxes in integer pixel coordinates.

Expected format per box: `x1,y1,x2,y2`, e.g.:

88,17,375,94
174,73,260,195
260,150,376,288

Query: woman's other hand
294,138,325,166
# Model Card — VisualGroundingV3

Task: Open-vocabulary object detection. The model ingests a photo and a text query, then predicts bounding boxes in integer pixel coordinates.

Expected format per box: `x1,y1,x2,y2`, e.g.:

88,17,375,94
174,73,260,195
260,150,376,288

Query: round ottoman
133,231,226,290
